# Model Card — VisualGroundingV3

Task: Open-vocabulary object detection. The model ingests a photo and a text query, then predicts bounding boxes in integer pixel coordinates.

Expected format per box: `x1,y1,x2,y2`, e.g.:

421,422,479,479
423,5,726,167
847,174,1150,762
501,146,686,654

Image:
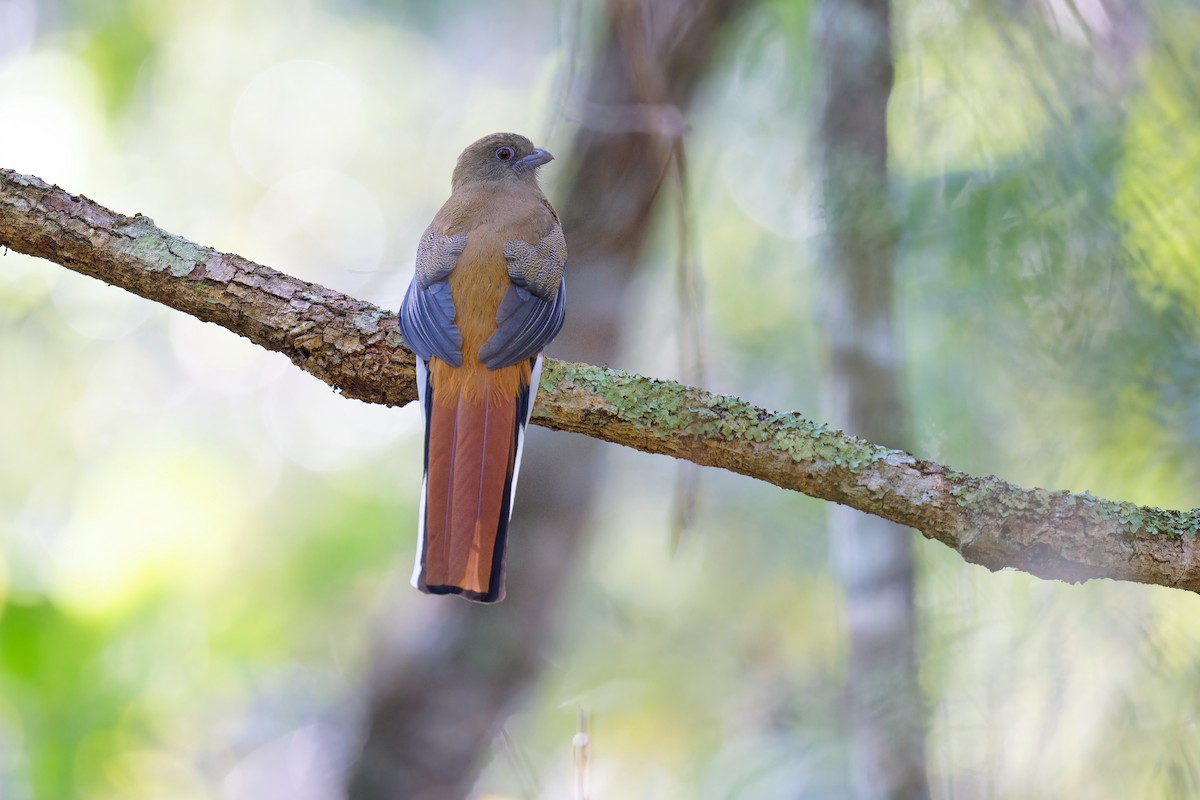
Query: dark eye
495,146,515,161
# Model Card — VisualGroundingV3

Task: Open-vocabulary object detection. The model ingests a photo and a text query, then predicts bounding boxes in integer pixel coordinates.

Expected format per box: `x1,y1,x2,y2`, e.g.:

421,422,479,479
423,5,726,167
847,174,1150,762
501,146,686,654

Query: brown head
450,132,554,192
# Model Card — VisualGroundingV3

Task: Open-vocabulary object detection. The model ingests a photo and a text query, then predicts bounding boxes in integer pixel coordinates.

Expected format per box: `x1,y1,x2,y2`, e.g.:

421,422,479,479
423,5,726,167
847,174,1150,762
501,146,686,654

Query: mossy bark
5,166,1200,598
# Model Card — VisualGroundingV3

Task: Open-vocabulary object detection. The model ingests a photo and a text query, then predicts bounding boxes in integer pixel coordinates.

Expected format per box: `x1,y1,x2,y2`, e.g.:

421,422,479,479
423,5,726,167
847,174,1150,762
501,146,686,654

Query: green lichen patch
1109,504,1200,539
121,223,207,278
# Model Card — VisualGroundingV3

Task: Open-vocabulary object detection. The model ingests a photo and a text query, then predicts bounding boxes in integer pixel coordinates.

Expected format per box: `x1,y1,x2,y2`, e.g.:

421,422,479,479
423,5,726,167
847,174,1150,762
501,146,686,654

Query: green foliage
0,600,129,799
64,0,157,118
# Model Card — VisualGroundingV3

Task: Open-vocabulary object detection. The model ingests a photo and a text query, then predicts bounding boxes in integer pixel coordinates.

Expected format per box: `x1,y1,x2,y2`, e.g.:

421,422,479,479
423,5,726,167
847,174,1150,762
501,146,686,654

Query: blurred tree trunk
816,0,928,797
346,1,746,798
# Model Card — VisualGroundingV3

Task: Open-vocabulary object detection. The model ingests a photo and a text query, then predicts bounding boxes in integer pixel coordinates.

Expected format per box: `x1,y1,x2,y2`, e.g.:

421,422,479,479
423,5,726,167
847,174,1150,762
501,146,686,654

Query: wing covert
478,220,567,369
502,222,566,301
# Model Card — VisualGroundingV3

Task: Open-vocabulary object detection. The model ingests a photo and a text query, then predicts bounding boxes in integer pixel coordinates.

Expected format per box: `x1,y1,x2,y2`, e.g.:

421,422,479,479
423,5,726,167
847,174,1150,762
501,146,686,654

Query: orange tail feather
416,383,520,602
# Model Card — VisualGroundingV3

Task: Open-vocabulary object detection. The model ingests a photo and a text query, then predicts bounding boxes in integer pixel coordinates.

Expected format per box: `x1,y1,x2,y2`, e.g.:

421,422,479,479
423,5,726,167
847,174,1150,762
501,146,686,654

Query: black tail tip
419,582,505,604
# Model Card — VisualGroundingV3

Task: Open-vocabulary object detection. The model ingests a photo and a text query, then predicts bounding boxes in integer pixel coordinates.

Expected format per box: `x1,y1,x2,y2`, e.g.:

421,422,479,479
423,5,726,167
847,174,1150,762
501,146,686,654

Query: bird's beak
517,148,554,170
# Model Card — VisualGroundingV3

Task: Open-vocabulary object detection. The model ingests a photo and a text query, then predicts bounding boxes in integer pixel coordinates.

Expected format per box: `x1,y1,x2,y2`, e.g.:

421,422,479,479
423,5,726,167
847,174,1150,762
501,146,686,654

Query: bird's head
451,132,554,191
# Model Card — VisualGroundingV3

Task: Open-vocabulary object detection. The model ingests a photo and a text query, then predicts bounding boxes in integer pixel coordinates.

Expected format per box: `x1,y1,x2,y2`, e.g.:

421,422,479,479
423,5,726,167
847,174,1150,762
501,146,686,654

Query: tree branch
5,167,1200,594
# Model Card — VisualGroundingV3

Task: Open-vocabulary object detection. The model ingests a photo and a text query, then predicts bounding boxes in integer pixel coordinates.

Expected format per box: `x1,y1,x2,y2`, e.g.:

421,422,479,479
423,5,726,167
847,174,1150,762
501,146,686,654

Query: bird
399,132,567,603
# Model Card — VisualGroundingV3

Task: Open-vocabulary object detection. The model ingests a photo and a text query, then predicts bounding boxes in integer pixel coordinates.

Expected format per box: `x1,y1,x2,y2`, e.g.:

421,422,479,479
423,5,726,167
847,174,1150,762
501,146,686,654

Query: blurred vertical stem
816,0,928,797
346,1,746,798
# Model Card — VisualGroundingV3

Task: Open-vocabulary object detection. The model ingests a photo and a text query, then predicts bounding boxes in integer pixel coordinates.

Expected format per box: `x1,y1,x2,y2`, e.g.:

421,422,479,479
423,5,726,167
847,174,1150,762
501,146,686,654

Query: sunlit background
3,0,1200,797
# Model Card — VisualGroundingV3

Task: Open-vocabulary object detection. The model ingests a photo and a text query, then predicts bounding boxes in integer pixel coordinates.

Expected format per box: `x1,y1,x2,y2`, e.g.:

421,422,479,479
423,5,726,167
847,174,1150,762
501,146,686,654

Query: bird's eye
495,146,515,161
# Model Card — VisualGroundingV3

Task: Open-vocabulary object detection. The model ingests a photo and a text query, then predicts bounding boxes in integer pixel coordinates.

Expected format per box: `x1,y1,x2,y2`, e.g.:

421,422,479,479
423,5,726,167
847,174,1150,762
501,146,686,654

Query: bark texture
5,169,1200,590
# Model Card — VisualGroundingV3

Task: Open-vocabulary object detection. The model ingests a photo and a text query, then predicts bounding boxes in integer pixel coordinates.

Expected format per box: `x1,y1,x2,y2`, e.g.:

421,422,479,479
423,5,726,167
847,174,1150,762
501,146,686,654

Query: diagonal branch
4,167,1200,594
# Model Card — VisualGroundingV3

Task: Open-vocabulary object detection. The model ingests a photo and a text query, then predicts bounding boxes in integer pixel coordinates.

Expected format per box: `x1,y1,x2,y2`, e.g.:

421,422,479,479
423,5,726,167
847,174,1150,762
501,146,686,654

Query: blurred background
3,0,1200,797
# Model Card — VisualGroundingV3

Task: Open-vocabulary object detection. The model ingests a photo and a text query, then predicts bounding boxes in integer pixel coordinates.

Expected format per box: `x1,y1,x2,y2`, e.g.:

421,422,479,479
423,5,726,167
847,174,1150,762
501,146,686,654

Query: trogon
399,132,567,603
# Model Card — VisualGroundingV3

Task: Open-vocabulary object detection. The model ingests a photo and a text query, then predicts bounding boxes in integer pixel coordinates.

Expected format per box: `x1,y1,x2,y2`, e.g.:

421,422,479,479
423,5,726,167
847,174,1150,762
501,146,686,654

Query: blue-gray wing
398,228,468,366
478,223,567,369
400,279,462,366
479,274,566,369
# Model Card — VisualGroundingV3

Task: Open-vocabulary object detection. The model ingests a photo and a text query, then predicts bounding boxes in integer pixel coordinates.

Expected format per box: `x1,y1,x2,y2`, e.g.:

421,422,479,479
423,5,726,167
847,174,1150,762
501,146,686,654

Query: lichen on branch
4,166,1200,594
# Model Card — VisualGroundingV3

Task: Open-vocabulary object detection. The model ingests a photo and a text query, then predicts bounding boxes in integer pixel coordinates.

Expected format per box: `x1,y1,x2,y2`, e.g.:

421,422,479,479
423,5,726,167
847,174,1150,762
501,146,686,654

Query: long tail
411,357,541,602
